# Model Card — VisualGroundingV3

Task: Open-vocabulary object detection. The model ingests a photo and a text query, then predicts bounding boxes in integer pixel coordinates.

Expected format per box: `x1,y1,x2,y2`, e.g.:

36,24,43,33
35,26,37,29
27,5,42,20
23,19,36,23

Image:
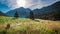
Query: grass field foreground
0,16,60,34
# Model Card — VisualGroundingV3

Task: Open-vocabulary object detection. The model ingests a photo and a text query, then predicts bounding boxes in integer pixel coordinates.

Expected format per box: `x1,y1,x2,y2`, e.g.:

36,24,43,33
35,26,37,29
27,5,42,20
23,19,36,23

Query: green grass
0,16,60,34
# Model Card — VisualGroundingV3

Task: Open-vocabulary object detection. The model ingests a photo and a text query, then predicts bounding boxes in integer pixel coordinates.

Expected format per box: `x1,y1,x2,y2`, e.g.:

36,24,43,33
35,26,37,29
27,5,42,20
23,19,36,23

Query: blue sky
0,3,10,12
0,0,60,13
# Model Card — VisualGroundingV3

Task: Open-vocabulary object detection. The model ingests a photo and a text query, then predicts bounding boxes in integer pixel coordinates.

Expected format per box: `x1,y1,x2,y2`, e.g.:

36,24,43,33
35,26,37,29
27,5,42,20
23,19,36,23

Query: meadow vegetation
0,16,60,34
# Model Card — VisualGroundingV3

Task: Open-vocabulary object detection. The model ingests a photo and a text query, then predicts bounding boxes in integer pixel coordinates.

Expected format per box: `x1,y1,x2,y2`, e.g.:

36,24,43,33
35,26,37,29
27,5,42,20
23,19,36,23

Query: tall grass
0,16,60,34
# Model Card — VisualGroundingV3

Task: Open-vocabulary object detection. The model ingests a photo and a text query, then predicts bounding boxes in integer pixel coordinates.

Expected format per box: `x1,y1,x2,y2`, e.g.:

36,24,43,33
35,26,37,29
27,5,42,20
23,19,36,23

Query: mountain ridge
33,1,60,20
6,1,60,20
0,11,6,16
6,7,31,18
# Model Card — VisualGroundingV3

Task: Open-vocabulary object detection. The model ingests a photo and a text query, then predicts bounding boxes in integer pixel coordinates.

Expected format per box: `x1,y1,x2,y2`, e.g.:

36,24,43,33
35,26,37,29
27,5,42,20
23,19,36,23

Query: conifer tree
14,11,19,18
29,11,34,20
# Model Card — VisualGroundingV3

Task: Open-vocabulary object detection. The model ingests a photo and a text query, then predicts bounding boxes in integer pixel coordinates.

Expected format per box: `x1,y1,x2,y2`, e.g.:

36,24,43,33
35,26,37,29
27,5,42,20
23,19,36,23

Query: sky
0,0,60,13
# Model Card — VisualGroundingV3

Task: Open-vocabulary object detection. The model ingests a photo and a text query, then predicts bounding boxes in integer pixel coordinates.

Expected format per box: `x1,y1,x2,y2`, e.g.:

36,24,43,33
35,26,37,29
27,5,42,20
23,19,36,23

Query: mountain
0,11,6,16
6,1,60,20
6,7,31,18
33,1,60,20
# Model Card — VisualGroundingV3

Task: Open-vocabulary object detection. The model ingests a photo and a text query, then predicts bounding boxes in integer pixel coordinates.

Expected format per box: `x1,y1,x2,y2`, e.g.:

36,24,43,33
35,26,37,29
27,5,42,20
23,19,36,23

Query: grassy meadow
0,16,60,34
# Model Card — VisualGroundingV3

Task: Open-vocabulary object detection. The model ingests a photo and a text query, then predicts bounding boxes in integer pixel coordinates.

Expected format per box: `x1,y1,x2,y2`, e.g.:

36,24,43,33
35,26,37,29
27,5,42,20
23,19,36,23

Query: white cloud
0,0,60,10
0,0,17,10
27,0,60,9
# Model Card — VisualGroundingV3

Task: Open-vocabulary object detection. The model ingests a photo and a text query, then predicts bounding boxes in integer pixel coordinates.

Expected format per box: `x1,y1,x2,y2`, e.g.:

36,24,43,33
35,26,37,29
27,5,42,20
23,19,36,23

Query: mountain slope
0,11,6,16
6,7,31,18
33,1,60,20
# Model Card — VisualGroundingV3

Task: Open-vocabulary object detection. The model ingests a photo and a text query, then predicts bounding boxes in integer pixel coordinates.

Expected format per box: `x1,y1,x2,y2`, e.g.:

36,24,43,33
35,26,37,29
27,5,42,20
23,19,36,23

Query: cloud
26,0,60,9
0,0,59,9
25,0,41,8
0,0,17,9
0,0,60,11
6,0,17,9
41,0,60,6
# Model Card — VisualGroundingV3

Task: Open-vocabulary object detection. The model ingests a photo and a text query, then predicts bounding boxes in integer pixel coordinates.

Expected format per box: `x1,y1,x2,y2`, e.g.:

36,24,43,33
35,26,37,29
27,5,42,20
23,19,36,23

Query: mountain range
0,1,60,20
33,1,60,20
6,7,31,18
0,11,6,16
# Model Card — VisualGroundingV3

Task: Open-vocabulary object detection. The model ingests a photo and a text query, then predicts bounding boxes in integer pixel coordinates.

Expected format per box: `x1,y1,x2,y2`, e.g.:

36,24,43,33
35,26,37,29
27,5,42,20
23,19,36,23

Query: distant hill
6,7,31,18
33,1,60,20
0,11,6,16
6,1,60,20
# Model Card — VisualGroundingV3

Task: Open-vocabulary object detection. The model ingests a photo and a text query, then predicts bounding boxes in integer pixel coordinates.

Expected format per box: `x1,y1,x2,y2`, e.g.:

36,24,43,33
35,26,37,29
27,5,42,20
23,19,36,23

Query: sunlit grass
0,16,60,34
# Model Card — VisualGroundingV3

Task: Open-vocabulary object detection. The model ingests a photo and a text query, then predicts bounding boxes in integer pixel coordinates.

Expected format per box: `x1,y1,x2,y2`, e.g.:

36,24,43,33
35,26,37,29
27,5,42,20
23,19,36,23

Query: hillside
0,11,6,16
6,7,31,18
33,1,60,20
5,1,60,20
